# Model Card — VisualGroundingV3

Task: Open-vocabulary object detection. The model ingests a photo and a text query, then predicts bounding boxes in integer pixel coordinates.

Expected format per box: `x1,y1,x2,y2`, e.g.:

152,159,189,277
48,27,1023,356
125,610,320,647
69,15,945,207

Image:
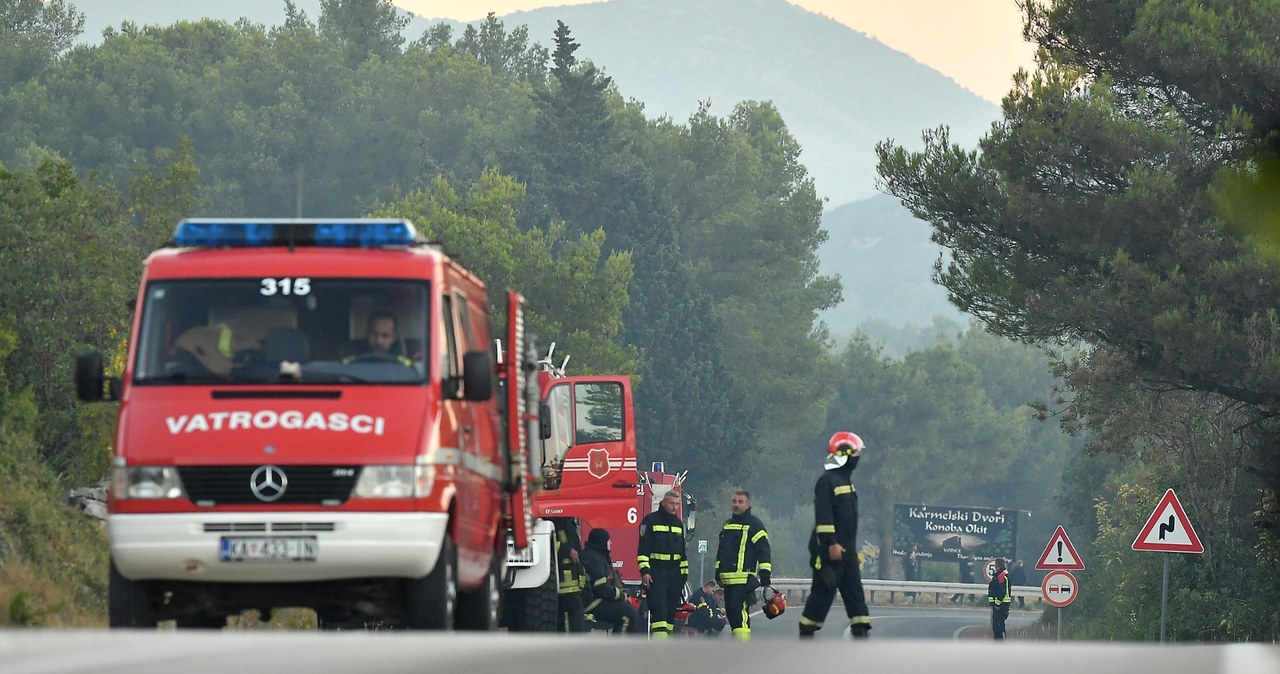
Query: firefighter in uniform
638,490,689,638
988,557,1011,639
581,528,642,634
799,432,872,639
552,517,587,632
715,489,771,641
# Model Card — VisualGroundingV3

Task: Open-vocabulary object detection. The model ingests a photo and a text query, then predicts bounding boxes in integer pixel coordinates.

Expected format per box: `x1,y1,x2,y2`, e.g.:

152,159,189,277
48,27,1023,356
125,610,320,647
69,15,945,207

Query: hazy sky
396,1,1038,103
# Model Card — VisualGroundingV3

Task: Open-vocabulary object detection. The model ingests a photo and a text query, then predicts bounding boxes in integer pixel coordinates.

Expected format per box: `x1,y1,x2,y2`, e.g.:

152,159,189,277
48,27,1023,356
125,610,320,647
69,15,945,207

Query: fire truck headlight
353,465,434,498
113,466,185,499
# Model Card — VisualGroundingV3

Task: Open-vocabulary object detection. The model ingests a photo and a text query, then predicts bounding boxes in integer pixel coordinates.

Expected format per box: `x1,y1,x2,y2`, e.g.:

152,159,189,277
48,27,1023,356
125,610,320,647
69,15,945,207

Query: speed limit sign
1041,569,1079,607
983,559,999,581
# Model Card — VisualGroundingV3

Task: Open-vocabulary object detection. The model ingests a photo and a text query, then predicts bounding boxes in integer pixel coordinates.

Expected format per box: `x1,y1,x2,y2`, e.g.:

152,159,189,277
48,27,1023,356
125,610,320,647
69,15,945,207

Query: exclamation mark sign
1057,541,1063,562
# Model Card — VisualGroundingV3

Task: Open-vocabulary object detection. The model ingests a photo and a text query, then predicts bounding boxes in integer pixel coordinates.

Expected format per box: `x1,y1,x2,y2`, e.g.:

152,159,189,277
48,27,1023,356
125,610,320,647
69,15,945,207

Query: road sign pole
1160,553,1170,643
697,539,707,587
1057,608,1061,641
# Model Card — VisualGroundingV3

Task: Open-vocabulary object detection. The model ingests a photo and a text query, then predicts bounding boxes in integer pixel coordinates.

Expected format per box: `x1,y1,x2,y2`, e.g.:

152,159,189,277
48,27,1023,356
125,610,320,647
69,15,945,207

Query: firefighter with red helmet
799,432,872,639
637,490,689,638
715,489,771,641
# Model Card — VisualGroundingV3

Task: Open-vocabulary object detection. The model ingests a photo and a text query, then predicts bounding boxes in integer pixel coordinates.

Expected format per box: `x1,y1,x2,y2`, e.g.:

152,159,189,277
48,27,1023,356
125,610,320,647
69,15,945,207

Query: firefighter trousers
589,599,642,634
799,556,871,636
991,603,1010,639
558,591,586,633
723,583,755,640
646,567,684,637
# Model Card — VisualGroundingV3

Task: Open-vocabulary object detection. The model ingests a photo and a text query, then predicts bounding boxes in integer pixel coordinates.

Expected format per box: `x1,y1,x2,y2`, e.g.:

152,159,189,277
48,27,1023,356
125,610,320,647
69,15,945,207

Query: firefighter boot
850,615,871,638
799,613,822,639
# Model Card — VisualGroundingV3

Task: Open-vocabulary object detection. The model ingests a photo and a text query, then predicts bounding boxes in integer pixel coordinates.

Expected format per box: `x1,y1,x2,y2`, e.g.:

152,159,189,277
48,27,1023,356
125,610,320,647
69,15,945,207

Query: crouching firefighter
715,490,772,641
582,528,642,634
799,432,872,639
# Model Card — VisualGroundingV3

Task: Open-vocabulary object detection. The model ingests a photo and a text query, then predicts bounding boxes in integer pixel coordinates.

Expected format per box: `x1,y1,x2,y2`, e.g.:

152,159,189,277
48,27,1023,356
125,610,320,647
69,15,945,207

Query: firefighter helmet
762,587,787,619
825,431,865,470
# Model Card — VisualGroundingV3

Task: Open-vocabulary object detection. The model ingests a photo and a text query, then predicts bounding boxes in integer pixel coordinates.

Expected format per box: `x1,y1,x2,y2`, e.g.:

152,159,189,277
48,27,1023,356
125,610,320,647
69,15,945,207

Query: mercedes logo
250,465,288,502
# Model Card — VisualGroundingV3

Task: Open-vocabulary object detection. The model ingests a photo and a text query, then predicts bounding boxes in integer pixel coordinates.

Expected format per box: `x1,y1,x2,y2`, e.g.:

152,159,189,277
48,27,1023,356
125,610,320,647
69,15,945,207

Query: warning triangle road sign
1035,525,1085,571
1132,489,1204,553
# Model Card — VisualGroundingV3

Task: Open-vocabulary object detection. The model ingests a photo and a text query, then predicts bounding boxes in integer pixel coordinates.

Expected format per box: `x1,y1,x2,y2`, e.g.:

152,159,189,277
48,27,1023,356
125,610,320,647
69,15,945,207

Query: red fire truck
75,218,544,630
500,346,695,630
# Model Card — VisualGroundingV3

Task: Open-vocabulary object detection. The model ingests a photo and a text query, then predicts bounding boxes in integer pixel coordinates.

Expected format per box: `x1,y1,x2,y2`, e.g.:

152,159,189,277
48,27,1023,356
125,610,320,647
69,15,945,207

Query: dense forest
877,0,1280,640
0,0,1276,641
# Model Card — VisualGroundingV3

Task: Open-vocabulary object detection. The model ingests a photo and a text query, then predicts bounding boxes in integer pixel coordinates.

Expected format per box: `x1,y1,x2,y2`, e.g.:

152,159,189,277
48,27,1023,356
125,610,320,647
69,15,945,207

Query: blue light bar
174,221,274,247
173,219,419,248
314,221,416,247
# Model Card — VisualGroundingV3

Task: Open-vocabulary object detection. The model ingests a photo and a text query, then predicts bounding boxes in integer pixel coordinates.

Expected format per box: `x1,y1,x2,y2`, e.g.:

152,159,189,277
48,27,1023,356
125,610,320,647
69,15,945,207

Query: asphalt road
4,604,1278,674
5,627,1280,674
747,602,1042,640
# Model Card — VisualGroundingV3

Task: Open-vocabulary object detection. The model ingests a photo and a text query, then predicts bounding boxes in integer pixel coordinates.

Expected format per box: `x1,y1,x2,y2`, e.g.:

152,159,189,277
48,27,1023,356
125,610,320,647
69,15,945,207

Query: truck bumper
109,512,449,583
504,519,554,589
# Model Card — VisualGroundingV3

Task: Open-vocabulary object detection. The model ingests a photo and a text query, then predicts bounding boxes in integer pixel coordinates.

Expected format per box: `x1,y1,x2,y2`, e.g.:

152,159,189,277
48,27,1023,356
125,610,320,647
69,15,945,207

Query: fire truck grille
179,466,358,505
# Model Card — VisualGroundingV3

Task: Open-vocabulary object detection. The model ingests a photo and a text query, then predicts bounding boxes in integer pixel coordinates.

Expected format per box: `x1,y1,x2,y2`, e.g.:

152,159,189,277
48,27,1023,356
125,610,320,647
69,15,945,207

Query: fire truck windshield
133,279,428,385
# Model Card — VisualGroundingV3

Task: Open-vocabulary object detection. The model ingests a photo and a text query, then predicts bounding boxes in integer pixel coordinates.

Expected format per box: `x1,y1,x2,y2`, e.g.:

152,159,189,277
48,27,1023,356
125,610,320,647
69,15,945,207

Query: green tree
875,1,1280,490
517,20,623,231
804,330,1070,580
0,0,84,87
650,101,842,451
620,214,759,494
875,0,1280,638
318,0,407,67
453,13,548,82
0,159,129,481
375,171,639,375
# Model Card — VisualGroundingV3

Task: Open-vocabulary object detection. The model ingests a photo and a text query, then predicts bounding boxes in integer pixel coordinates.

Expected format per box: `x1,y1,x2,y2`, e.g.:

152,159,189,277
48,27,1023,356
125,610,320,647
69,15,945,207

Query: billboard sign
891,503,1018,562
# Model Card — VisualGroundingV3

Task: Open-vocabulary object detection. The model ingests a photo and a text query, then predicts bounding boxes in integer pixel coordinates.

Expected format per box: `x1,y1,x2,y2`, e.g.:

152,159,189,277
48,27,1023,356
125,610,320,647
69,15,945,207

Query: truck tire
108,560,155,629
405,535,456,630
501,559,558,632
456,553,501,631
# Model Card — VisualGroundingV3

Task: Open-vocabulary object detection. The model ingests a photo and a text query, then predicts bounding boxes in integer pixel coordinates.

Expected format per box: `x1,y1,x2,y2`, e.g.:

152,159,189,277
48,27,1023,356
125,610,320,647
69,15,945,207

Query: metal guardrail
766,578,1042,601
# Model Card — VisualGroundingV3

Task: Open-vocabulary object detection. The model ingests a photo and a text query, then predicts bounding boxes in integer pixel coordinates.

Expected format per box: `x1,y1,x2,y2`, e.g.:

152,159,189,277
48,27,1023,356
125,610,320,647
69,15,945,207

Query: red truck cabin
91,219,506,628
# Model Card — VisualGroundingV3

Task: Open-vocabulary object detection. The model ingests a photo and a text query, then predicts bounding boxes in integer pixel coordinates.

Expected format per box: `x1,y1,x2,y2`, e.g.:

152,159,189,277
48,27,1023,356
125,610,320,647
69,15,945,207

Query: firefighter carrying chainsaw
638,490,689,638
799,432,872,639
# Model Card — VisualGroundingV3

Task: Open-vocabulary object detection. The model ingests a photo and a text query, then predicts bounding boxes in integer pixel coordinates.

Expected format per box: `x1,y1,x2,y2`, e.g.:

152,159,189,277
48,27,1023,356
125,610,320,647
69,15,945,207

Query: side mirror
74,352,119,402
539,402,551,439
461,350,493,401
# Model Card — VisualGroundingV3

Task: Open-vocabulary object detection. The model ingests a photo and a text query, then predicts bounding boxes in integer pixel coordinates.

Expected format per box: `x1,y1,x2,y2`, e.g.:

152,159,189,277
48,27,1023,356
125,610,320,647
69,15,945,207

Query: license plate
220,536,318,562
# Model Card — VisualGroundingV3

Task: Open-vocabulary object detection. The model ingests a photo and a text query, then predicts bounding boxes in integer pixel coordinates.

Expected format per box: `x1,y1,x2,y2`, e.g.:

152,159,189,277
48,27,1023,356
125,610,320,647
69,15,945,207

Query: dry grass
228,607,320,630
0,445,111,628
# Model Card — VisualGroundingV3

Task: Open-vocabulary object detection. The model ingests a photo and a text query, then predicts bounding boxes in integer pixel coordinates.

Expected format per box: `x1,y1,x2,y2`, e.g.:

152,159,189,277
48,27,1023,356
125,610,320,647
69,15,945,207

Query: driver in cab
342,310,412,366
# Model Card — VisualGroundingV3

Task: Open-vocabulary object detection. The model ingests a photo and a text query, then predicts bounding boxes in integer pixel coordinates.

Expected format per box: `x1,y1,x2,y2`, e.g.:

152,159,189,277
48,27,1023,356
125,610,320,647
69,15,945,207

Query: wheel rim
445,554,456,624
486,569,500,628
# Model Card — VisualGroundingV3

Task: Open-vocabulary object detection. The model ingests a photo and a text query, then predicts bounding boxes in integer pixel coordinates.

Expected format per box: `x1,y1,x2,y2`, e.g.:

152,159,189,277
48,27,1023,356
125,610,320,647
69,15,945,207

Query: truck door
535,376,642,577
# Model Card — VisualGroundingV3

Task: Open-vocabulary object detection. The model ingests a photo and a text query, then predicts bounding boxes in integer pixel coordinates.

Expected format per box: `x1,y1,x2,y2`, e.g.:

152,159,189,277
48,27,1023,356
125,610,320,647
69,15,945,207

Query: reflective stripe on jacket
714,508,771,585
638,508,688,575
554,519,585,595
988,569,1011,606
809,468,858,555
581,547,624,612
